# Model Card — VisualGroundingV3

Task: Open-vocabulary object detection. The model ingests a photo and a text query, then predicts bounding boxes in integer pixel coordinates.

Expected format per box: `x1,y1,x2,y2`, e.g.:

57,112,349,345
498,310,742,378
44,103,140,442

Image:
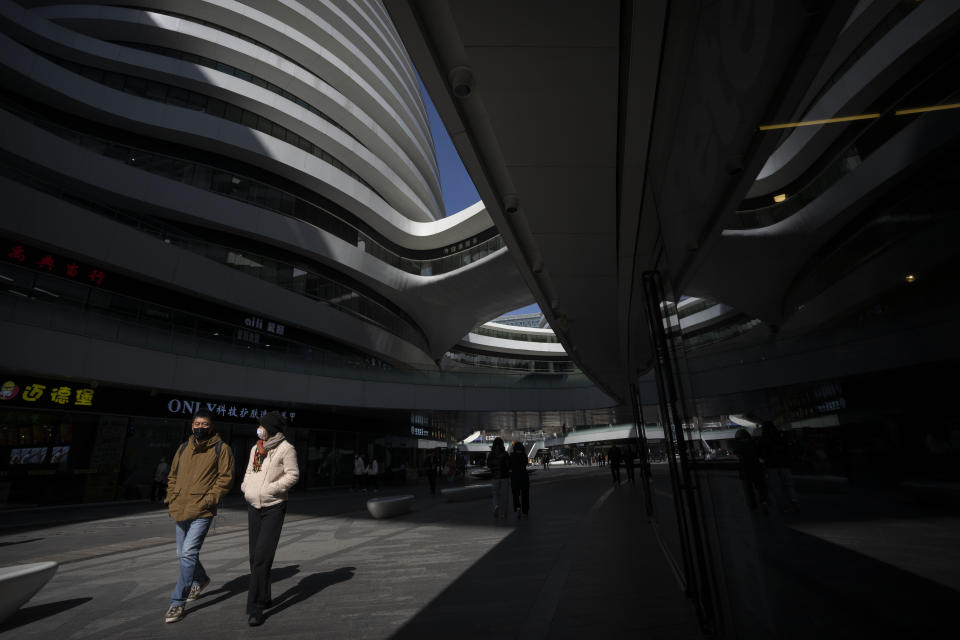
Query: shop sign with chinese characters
0,377,96,409
4,239,107,286
165,397,295,422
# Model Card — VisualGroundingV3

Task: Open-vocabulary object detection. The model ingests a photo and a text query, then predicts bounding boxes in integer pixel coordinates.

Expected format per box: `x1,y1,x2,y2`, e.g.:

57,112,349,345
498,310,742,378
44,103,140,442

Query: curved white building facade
0,0,610,411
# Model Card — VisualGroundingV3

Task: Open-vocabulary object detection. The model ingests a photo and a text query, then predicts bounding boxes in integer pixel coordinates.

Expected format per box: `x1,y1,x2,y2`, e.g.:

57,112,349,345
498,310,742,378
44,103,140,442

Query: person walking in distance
733,428,768,513
367,456,379,492
152,456,170,503
424,448,440,495
608,445,622,486
353,454,365,491
487,437,511,519
623,445,636,484
241,411,300,626
163,410,235,624
510,442,530,518
759,422,799,512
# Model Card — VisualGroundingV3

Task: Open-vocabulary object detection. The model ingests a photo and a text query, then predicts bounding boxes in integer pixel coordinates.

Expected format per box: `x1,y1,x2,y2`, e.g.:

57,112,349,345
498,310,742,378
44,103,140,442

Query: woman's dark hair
492,437,505,452
259,411,286,436
512,442,525,455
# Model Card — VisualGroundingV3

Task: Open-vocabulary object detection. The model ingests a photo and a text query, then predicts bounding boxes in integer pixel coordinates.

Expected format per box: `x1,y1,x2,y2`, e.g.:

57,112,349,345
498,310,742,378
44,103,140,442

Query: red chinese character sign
3,238,107,286
7,245,25,262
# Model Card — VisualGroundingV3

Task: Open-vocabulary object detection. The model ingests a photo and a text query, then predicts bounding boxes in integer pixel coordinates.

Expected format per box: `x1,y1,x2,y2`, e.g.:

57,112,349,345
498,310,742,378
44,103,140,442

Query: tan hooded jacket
165,433,235,521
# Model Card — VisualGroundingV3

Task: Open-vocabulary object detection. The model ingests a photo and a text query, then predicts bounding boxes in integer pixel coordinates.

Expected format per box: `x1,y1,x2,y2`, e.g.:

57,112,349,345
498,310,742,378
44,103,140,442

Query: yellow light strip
758,113,880,131
895,102,960,116
760,102,960,131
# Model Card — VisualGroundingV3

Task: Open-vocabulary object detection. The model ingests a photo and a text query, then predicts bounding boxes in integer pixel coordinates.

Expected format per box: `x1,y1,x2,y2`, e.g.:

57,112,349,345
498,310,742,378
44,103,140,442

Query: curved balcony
9,104,505,278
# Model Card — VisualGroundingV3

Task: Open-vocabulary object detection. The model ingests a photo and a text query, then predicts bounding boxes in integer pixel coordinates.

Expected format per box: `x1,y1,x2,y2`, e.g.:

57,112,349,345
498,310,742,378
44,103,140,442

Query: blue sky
421,81,540,317
420,80,480,217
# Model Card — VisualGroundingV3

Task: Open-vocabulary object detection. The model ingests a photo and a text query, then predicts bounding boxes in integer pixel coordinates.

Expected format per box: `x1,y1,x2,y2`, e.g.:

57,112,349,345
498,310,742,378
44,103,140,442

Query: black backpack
172,439,223,475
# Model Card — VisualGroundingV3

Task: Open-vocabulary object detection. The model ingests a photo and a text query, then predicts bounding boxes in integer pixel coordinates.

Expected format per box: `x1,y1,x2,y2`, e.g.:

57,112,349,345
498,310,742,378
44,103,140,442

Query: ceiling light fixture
773,193,787,203
905,274,916,283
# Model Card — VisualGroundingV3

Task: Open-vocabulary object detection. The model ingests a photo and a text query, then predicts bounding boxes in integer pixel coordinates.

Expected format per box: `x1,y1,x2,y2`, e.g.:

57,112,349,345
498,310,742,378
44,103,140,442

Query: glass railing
473,326,559,343
153,229,431,351
0,264,391,373
444,350,579,374
737,146,864,229
51,54,379,196
0,283,595,390
6,100,505,276
113,41,362,145
0,162,429,351
740,85,960,228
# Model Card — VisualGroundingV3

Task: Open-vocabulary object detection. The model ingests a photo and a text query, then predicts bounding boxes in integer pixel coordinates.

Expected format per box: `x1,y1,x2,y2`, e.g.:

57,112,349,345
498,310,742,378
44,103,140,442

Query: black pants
511,484,529,514
610,462,621,485
427,472,437,495
247,502,287,615
624,463,635,482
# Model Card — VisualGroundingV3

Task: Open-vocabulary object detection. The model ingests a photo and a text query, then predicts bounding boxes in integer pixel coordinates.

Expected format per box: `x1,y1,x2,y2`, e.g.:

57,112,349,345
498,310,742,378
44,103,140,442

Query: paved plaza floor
0,465,702,639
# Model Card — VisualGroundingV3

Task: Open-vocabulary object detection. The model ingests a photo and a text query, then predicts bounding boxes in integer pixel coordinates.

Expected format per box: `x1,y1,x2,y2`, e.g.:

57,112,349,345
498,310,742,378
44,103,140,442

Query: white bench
0,561,59,624
366,494,414,519
441,484,492,502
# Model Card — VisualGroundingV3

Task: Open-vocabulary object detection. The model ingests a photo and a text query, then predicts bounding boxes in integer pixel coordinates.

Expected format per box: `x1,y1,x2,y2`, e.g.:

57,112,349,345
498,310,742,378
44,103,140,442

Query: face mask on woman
257,427,268,440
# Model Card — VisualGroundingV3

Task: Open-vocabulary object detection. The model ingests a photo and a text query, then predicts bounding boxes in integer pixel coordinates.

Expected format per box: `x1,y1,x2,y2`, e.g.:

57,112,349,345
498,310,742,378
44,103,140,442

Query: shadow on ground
188,564,301,613
266,566,356,619
0,597,92,632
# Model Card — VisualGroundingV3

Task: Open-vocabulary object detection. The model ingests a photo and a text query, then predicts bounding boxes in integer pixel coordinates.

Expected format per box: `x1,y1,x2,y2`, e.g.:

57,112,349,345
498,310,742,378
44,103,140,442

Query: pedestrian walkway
0,466,703,639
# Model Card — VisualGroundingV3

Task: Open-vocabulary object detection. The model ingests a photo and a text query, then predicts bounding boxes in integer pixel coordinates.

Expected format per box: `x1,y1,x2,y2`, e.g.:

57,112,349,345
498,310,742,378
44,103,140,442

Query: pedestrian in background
624,445,636,484
354,454,366,492
367,456,379,492
487,437,511,519
733,428,768,513
759,422,799,512
164,410,235,624
152,456,170,503
424,448,440,495
241,411,300,626
510,442,530,518
609,445,622,486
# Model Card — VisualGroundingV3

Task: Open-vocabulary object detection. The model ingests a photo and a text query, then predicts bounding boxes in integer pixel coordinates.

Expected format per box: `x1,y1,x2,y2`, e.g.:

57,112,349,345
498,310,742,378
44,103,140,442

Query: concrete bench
0,561,59,624
366,494,414,519
442,484,492,502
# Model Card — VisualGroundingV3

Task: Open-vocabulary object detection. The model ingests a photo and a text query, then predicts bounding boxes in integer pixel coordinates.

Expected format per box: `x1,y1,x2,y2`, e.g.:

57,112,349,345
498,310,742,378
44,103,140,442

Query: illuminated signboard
164,396,295,422
242,316,286,336
4,239,108,286
0,378,96,409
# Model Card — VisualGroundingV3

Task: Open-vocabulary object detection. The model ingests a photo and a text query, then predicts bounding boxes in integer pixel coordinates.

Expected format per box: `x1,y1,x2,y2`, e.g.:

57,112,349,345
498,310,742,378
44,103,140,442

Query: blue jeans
170,517,212,607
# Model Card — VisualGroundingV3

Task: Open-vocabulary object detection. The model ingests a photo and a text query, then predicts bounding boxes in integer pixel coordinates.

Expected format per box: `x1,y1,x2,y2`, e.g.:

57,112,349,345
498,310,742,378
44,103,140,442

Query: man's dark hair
193,409,214,423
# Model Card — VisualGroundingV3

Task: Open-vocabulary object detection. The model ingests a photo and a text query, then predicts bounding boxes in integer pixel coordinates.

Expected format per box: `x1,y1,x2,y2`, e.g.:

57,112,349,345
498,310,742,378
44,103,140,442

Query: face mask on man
192,417,213,441
257,427,268,440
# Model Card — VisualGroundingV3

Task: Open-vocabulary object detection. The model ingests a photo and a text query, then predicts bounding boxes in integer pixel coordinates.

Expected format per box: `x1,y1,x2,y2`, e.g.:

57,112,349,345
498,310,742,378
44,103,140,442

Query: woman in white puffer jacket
241,411,299,626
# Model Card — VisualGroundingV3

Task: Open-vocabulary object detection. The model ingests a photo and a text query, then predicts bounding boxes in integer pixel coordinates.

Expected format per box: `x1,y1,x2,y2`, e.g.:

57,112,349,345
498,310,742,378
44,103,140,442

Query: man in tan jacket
163,409,235,623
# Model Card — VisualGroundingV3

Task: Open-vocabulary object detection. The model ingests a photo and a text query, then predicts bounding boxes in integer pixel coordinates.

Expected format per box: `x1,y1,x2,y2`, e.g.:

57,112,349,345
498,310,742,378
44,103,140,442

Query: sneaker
164,605,184,623
187,576,211,601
